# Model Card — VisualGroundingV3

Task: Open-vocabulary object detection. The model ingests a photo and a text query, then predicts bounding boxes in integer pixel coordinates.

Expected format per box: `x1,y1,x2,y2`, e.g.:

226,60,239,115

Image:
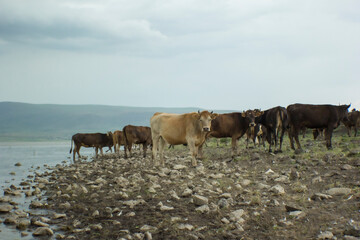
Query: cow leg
355,127,358,137
198,144,204,159
267,132,273,152
231,137,238,158
324,128,333,149
142,143,147,158
293,128,302,150
152,135,159,165
277,128,285,153
158,137,166,166
95,147,99,158
288,127,295,150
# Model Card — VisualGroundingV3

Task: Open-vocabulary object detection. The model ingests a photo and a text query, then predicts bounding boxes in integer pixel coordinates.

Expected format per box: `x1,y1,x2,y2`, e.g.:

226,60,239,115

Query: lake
0,141,95,239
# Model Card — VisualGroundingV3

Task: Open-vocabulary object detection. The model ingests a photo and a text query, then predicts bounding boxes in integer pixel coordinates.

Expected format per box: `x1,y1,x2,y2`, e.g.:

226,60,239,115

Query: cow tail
69,137,73,154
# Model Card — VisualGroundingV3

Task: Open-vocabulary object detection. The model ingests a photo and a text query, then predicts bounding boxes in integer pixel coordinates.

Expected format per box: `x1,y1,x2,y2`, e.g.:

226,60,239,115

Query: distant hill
0,102,233,141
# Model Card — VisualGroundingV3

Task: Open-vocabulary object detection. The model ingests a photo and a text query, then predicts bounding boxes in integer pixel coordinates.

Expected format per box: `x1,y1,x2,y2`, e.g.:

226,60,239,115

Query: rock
181,188,193,197
4,217,17,225
21,232,29,237
311,193,333,201
317,231,333,239
145,231,153,240
0,204,14,213
195,205,210,214
178,224,194,231
285,205,301,212
140,225,157,232
173,164,187,170
32,227,54,236
193,195,208,206
90,224,103,231
220,193,232,198
240,179,251,186
326,187,351,196
270,184,285,195
218,198,229,209
229,209,245,222
0,196,11,203
341,164,354,170
16,219,30,230
221,217,230,224
53,213,66,219
33,220,49,227
15,162,22,167
170,190,180,200
30,201,43,208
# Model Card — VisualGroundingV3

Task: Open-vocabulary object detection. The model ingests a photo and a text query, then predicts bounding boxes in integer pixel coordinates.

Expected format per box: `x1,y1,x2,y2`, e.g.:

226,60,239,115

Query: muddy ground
1,133,360,239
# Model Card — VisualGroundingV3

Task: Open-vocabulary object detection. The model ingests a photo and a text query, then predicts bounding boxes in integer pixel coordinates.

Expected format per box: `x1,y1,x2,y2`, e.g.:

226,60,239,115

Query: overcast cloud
0,0,359,111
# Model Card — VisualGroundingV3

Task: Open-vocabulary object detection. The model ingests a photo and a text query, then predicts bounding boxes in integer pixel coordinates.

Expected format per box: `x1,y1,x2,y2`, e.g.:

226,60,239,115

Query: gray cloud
0,0,359,110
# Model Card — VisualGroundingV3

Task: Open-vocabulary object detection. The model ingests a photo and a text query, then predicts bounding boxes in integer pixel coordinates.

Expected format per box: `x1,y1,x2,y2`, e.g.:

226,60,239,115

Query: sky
0,0,359,111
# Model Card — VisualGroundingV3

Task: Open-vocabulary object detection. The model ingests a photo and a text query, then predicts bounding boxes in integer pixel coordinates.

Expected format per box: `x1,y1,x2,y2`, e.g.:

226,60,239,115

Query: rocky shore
1,137,360,239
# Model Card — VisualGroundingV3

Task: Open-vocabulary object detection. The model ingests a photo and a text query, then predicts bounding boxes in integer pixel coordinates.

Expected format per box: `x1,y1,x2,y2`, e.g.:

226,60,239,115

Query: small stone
221,218,230,224
193,195,208,206
317,231,333,239
53,213,66,219
33,227,54,236
195,205,210,214
0,204,14,213
178,224,194,231
15,162,22,167
181,188,193,197
173,164,187,170
341,164,354,170
270,184,285,195
218,198,229,209
16,219,31,230
229,209,245,222
326,188,351,196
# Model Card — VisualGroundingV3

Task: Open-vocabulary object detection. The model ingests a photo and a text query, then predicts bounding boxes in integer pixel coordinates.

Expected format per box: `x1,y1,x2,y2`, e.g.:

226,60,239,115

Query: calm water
0,141,95,239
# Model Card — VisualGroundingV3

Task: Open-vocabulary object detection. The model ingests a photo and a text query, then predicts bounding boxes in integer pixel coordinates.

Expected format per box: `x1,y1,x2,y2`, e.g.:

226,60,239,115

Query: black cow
256,106,288,153
123,125,152,158
287,103,350,150
342,109,360,137
70,132,113,162
206,109,264,158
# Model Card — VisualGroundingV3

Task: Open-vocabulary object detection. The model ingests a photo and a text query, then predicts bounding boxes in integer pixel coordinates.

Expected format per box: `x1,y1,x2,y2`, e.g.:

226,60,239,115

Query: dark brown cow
123,125,152,158
342,109,360,137
112,130,125,153
207,110,264,158
287,103,350,150
69,132,113,162
256,106,288,153
246,123,267,149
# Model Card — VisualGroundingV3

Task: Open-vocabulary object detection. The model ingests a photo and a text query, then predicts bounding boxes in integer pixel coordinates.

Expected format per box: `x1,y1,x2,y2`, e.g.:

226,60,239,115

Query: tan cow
112,130,125,154
150,110,218,167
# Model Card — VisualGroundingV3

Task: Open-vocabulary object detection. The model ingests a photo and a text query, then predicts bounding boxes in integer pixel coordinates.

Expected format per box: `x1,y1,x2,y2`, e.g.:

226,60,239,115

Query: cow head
241,109,264,127
341,104,351,123
198,110,218,132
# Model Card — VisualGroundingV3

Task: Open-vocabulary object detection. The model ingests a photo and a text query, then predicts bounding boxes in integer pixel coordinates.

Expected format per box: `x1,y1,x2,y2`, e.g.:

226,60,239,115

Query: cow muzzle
249,123,256,127
203,127,210,132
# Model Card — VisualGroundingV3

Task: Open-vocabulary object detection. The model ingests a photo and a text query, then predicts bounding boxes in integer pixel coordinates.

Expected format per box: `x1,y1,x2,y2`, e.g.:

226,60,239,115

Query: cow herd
70,103,360,166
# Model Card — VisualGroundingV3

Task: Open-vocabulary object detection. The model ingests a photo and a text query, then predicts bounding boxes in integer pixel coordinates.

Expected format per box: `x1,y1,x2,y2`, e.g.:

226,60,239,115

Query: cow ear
211,113,218,119
241,111,246,117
